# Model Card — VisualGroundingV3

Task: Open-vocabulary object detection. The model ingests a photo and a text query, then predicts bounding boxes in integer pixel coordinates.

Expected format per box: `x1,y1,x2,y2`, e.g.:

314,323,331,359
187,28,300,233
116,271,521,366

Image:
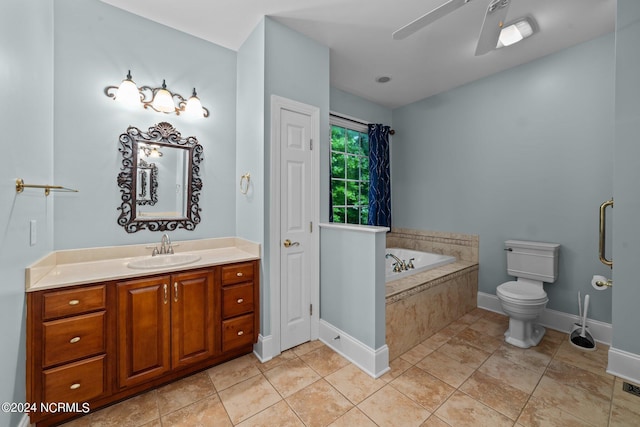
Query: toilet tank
505,240,560,283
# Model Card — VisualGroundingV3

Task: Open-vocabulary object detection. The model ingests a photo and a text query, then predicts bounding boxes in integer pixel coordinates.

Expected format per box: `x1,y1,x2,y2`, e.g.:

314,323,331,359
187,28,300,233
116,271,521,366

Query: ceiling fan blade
475,0,511,55
393,0,473,40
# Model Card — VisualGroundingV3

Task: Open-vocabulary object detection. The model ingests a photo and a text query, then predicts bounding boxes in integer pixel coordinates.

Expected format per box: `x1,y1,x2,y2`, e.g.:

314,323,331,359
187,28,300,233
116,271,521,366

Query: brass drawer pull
237,298,244,304
237,330,244,336
164,284,168,304
69,383,81,390
69,337,81,344
174,282,178,303
236,272,243,277
68,300,80,306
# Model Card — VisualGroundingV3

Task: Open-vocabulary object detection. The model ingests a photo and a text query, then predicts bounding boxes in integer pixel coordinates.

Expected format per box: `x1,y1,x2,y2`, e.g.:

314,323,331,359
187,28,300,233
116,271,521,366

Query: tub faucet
386,253,406,272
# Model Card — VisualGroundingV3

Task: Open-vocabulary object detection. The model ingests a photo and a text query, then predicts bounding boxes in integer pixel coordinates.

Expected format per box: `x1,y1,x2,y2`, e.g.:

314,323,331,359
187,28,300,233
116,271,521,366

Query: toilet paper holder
595,278,613,288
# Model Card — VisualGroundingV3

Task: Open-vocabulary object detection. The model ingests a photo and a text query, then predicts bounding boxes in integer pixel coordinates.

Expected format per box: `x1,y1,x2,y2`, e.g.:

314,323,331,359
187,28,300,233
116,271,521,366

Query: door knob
283,239,300,248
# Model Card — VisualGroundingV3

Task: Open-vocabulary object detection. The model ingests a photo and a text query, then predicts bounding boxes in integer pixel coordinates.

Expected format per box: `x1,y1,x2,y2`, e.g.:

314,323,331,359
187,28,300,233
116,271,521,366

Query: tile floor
62,309,640,426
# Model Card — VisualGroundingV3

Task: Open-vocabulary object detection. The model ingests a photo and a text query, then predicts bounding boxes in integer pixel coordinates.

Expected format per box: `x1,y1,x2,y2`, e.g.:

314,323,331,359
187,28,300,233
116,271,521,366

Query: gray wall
330,87,392,125
0,1,54,425
53,0,238,250
612,0,640,355
236,20,267,332
320,226,387,349
391,34,615,323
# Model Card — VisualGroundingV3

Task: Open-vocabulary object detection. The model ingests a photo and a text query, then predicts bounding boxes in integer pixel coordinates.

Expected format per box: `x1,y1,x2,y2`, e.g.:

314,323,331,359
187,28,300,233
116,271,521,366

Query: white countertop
26,237,260,292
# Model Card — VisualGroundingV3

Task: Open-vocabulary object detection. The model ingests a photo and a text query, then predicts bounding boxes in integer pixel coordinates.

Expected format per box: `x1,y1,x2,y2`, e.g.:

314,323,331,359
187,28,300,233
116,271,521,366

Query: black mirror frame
117,122,203,233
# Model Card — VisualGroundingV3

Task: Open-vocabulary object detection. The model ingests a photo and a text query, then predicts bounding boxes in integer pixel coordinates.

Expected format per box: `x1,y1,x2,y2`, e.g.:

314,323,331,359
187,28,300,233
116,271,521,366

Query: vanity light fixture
104,70,210,118
139,145,163,158
497,17,536,48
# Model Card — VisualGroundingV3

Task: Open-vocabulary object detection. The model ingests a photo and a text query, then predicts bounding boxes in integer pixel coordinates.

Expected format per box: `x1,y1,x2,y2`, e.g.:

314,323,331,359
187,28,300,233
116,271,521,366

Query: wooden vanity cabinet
27,259,259,427
116,269,216,388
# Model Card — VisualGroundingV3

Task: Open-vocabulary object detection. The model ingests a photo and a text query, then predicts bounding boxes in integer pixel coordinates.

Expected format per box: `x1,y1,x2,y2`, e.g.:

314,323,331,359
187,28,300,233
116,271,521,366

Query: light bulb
152,80,175,113
184,88,204,118
116,71,140,106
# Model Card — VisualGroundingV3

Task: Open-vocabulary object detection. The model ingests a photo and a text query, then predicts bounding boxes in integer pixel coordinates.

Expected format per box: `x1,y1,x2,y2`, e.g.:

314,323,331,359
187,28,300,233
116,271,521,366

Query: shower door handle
599,198,613,268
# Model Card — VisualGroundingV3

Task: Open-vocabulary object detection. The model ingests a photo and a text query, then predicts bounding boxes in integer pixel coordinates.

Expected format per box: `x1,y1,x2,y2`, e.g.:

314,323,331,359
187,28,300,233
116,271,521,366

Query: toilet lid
497,281,547,301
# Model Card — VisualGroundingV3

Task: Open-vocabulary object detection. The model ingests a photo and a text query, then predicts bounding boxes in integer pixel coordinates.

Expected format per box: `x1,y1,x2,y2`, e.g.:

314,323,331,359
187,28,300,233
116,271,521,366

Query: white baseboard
253,334,275,363
18,414,30,427
477,292,612,345
318,320,389,378
607,347,640,384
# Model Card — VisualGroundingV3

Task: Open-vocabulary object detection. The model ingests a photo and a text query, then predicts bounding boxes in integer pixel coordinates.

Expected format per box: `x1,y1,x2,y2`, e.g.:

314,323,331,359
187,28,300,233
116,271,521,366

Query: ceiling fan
392,0,511,56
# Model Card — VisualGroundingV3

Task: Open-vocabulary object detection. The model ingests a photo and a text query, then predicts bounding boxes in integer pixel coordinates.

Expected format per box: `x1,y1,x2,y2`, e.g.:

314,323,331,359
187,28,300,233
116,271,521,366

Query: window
330,116,369,225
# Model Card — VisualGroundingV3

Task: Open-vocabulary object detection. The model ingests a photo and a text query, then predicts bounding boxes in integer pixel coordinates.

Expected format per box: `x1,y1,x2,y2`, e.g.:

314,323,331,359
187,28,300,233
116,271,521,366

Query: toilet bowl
496,240,560,349
497,280,548,348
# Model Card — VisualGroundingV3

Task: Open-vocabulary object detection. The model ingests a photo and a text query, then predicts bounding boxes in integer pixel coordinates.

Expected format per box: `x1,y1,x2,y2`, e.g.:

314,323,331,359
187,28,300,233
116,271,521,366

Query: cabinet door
171,270,217,368
117,276,171,388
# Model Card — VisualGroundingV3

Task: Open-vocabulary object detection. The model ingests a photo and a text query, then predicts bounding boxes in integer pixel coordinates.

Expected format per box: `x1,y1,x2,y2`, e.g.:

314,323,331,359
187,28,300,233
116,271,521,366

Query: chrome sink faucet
152,234,174,256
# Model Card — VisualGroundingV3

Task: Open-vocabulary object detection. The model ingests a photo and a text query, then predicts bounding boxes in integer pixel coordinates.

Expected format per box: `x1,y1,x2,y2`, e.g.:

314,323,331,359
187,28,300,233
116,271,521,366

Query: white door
279,107,315,351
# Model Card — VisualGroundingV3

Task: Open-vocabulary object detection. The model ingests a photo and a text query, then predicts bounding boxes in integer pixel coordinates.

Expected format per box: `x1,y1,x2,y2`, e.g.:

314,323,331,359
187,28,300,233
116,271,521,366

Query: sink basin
127,254,201,269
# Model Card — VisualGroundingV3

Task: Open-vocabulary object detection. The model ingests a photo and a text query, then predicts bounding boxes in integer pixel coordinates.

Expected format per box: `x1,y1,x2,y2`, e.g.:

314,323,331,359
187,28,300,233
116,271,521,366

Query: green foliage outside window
331,124,369,224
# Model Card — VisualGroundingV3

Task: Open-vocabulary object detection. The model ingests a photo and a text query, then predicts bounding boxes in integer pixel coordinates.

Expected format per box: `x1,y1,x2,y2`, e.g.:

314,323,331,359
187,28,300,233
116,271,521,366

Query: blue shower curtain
367,124,391,227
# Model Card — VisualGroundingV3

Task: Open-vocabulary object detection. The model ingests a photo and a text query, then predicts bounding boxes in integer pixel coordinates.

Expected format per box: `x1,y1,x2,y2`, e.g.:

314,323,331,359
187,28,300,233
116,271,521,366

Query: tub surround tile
386,264,478,360
387,228,479,263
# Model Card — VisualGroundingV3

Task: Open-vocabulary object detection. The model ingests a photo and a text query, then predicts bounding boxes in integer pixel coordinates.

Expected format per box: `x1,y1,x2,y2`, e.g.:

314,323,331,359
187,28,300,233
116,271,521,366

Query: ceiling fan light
497,18,535,48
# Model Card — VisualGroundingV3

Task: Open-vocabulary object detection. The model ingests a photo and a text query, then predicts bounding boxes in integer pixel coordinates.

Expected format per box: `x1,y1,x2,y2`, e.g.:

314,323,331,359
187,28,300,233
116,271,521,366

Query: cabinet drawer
43,355,105,404
222,314,255,352
222,282,254,319
43,311,106,368
221,262,254,285
43,285,106,320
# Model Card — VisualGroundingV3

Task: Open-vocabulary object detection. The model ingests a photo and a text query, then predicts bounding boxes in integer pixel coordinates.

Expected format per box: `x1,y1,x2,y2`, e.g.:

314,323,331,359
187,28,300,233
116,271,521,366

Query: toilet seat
497,281,547,303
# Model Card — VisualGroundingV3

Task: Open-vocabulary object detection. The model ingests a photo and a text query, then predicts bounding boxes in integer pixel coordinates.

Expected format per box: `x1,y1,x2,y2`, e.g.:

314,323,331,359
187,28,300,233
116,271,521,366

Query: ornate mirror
117,122,203,233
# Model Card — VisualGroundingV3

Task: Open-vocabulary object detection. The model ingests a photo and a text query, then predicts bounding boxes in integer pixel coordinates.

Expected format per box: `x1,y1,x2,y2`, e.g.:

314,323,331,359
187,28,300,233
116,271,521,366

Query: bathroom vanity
25,238,259,427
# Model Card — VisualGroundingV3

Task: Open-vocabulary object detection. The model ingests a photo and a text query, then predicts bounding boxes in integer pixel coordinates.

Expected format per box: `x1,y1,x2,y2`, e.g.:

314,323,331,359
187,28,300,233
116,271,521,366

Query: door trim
269,95,320,356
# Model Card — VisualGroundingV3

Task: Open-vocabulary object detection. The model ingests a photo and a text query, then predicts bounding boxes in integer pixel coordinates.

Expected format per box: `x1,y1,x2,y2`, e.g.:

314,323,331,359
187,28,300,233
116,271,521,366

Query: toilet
497,240,560,348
